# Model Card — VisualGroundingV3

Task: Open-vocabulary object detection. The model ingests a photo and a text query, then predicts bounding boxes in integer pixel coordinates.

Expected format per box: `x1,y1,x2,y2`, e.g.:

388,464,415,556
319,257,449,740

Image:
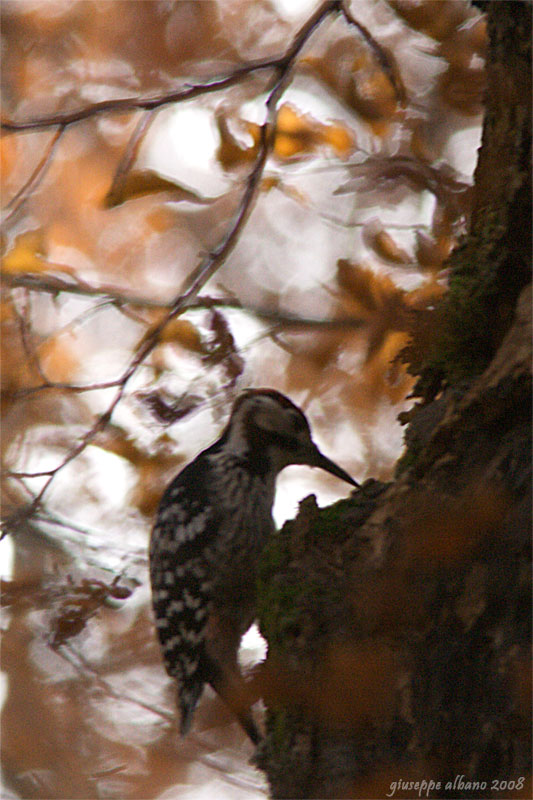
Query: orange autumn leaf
304,35,404,130
37,332,79,383
2,229,49,274
0,135,19,185
274,104,354,160
320,120,354,157
337,259,442,322
216,104,353,168
133,458,184,516
275,104,315,157
1,229,75,277
261,175,309,206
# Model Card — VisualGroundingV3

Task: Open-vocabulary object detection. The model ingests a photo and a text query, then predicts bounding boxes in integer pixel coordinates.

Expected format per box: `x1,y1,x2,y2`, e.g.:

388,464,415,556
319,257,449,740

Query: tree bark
256,3,531,798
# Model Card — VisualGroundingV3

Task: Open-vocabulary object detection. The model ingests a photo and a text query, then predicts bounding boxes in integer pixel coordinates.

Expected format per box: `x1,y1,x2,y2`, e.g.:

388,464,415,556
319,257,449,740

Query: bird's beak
305,444,359,488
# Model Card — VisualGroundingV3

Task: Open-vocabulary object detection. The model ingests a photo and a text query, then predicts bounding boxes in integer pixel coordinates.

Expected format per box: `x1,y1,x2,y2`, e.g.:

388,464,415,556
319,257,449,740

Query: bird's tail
177,679,203,737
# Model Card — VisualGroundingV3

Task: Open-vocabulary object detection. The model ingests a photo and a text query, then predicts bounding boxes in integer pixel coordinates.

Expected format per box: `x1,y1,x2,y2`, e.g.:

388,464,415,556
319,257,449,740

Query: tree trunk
256,3,531,797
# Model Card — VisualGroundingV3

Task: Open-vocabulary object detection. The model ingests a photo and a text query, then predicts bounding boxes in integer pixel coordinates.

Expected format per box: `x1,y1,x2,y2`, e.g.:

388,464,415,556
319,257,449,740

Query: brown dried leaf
0,577,43,606
335,260,443,404
349,60,398,125
415,230,454,269
437,16,487,115
104,170,214,208
438,61,486,116
138,391,202,425
388,0,471,42
159,318,204,353
365,227,411,265
338,156,471,212
50,577,132,649
95,425,149,466
1,315,41,394
95,424,186,514
202,308,244,385
134,459,182,517
215,110,259,170
336,259,406,320
304,34,404,127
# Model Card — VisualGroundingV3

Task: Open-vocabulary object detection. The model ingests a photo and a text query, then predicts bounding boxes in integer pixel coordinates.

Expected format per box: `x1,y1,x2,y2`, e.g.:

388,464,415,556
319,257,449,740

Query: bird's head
223,388,358,487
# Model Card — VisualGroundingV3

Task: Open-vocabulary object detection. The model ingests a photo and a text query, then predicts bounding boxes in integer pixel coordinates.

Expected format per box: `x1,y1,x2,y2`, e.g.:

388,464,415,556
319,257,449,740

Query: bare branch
1,62,273,133
0,271,151,306
1,272,364,336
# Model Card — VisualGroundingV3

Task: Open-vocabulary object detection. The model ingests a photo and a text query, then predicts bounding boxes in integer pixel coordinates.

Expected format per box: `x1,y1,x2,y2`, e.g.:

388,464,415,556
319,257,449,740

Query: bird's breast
205,453,276,625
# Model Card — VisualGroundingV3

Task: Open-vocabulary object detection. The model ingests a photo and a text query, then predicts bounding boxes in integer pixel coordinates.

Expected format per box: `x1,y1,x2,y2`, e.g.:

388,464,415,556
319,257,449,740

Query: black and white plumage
149,388,358,743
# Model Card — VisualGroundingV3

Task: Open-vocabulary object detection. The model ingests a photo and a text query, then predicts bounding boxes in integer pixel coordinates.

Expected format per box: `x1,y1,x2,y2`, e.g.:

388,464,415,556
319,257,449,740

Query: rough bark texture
256,3,531,798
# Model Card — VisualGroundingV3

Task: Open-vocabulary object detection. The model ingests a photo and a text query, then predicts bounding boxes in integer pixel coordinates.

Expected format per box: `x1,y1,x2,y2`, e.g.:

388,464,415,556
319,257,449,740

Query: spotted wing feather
149,455,220,734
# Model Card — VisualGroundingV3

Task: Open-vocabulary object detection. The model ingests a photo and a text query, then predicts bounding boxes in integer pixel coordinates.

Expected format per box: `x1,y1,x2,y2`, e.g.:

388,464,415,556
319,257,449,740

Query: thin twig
3,378,124,399
105,109,158,206
1,125,65,225
58,644,176,722
8,292,128,396
6,468,57,479
12,292,50,385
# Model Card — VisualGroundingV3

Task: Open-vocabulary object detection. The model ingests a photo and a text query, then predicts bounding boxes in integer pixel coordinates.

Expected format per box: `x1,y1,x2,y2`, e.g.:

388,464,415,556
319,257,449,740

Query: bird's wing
149,461,221,735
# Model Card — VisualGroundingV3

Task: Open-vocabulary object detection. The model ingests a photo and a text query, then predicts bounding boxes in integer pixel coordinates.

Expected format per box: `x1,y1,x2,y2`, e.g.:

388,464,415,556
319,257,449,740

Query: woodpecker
149,388,358,743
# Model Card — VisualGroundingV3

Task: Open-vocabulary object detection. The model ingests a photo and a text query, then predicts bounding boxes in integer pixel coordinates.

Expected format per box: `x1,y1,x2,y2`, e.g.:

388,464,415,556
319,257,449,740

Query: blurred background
1,0,485,797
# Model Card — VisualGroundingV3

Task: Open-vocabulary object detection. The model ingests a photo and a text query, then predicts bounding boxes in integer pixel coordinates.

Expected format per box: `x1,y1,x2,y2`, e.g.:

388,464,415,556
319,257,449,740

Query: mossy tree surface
256,3,531,797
